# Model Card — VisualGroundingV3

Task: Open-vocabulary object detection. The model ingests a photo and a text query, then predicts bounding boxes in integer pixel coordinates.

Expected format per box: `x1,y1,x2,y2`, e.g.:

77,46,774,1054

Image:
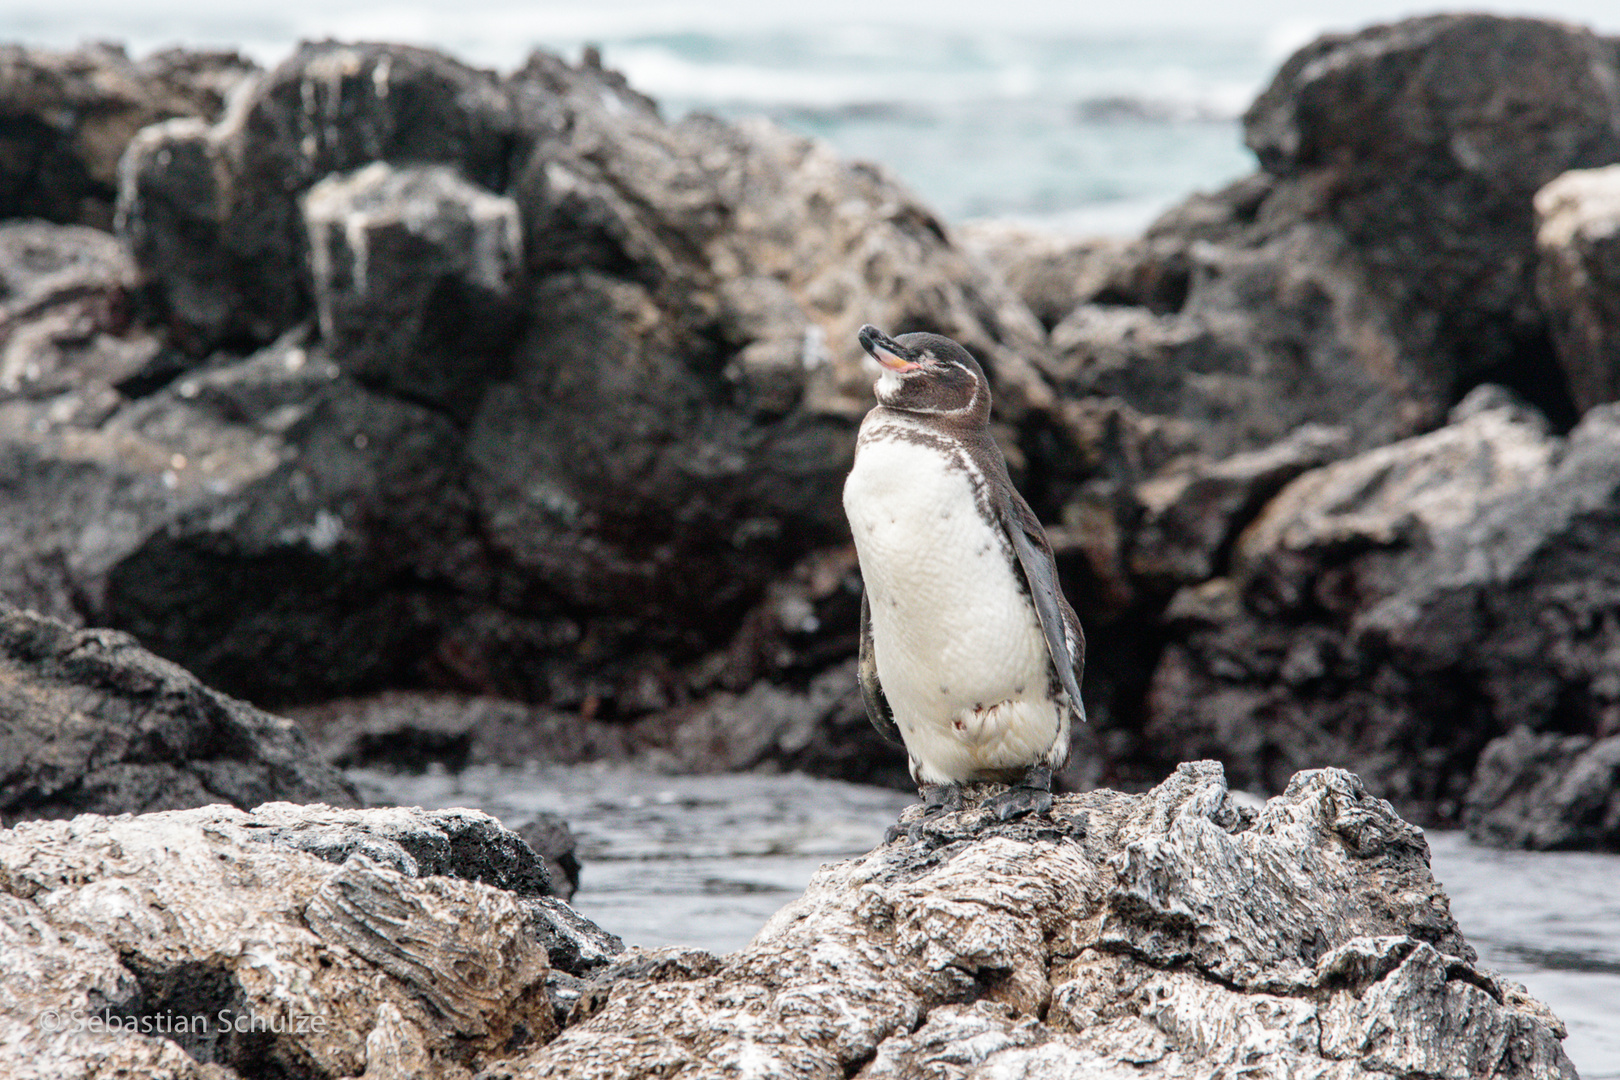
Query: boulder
1245,13,1620,404
1142,390,1620,826
1038,179,1438,489
118,41,518,351
505,763,1574,1078
302,162,525,421
1536,164,1620,414
0,219,174,415
516,813,584,903
1030,12,1620,622
955,220,1128,330
506,51,1055,425
0,764,1575,1079
0,601,359,824
0,43,254,230
1464,727,1620,851
0,802,623,1080
2,40,1054,717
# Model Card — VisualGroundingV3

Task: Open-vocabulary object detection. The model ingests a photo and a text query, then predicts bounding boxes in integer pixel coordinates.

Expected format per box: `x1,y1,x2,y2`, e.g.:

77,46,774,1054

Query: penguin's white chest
843,433,1061,783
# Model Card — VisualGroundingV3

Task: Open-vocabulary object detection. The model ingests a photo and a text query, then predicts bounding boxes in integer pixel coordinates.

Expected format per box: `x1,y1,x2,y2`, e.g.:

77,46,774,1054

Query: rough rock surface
0,219,166,412
516,814,583,902
0,601,359,824
956,220,1128,330
0,39,1057,716
0,44,255,230
1145,391,1620,826
7,19,1620,849
1536,164,1620,414
302,162,526,422
1244,13,1620,400
1464,727,1620,851
1028,17,1620,737
0,802,623,1080
501,763,1573,1079
0,763,1574,1079
119,41,517,351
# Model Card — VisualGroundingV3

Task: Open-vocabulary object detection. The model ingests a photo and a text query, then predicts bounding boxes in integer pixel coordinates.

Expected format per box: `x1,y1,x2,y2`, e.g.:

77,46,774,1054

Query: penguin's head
857,324,990,424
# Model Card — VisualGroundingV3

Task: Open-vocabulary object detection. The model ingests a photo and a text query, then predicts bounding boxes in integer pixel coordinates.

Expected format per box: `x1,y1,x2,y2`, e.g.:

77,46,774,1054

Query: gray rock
956,220,1129,330
14,41,1060,719
302,162,525,421
0,601,359,823
0,43,255,230
1464,727,1620,851
516,813,583,902
1536,164,1620,414
1245,14,1620,400
119,41,518,351
1143,394,1620,828
503,763,1573,1078
235,801,557,898
1108,417,1347,595
0,220,173,411
0,764,1576,1079
0,802,623,1080
88,331,482,703
1045,218,1444,469
1006,16,1620,776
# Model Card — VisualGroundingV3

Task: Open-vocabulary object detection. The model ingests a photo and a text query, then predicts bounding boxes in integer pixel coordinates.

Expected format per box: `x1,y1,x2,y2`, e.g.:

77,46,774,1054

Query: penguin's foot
885,783,965,843
921,782,965,816
983,764,1053,822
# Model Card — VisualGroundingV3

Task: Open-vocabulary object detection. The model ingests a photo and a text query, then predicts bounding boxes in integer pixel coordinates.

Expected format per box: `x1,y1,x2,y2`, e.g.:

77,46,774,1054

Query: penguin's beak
858,324,921,372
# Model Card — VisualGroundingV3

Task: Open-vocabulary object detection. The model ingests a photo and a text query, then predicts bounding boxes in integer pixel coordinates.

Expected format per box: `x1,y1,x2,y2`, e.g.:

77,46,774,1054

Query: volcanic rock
62,40,1058,711
1464,727,1620,851
0,802,623,1080
119,41,518,351
1142,390,1620,826
0,763,1574,1079
0,43,254,230
1244,13,1620,407
0,601,359,824
302,162,525,422
1536,164,1620,414
505,763,1573,1078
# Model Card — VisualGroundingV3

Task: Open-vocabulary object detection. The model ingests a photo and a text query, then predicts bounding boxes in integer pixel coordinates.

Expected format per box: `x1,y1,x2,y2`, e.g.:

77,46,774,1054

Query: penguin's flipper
1003,495,1088,723
858,588,904,745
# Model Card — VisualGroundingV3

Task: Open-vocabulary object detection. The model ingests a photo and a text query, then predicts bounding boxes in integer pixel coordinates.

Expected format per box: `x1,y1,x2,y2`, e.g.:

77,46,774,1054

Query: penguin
842,324,1086,823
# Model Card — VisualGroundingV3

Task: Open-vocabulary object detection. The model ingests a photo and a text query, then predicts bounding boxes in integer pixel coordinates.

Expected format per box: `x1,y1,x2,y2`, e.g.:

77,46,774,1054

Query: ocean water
3,0,1616,235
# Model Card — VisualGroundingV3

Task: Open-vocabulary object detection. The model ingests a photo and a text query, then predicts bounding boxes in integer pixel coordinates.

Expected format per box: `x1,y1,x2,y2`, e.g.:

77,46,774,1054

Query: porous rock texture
0,763,1575,1079
0,802,622,1080
1464,727,1620,851
0,43,255,230
0,600,359,824
499,762,1574,1078
0,39,1042,738
1143,389,1620,826
1536,164,1620,414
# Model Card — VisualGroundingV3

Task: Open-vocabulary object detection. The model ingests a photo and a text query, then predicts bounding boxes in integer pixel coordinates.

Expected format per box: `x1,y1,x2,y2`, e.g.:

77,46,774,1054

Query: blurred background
5,0,1618,236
